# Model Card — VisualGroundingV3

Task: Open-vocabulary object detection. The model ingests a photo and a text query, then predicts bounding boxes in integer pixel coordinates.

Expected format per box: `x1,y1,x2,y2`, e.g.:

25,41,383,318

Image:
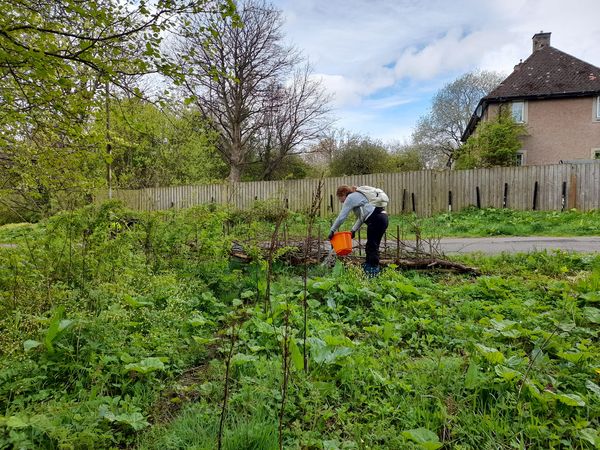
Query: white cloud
273,0,600,142
313,74,363,107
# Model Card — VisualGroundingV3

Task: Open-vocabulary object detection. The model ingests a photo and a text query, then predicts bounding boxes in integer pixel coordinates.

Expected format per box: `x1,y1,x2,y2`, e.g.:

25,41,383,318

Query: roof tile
485,46,600,99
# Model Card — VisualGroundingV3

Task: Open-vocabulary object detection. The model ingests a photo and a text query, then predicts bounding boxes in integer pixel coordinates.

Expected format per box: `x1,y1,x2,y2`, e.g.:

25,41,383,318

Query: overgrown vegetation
1,203,599,449
455,111,527,169
411,207,600,237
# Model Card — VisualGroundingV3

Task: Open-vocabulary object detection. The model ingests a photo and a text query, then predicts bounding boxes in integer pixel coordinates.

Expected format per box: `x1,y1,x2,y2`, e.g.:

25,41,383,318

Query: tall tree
253,66,331,180
0,0,236,138
0,0,236,216
177,0,330,182
412,70,505,168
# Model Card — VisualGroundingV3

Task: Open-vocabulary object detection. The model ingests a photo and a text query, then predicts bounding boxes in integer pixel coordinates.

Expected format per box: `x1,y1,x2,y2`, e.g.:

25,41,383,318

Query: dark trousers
365,208,388,266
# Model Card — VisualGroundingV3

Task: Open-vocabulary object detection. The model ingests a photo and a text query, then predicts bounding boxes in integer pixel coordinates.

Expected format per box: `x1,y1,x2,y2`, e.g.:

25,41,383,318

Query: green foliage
455,111,527,169
389,147,424,172
0,0,237,220
415,207,600,238
0,201,237,448
97,100,226,188
329,135,394,175
243,154,318,181
1,203,599,449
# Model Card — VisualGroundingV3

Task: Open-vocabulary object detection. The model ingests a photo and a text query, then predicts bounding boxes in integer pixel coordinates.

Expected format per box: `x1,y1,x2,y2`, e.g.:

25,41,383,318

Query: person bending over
328,185,389,276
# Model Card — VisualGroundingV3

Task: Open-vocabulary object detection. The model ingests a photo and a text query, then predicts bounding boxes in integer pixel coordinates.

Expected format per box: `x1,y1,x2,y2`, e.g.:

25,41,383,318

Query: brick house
462,32,600,165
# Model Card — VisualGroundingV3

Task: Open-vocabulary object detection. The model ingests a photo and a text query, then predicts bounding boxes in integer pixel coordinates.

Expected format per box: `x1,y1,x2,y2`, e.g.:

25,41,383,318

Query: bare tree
254,65,331,180
412,70,505,168
177,0,330,182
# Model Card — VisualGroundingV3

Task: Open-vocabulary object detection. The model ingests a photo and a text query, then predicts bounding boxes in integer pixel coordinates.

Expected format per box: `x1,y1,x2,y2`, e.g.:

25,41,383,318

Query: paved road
3,237,600,254
435,236,600,254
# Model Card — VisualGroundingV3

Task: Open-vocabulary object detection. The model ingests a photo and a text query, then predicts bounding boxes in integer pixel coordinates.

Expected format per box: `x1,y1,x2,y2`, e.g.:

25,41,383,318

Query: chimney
532,31,551,52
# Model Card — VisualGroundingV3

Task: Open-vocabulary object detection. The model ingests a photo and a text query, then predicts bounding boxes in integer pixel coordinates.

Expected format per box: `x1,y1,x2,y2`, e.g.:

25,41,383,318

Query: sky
270,0,600,144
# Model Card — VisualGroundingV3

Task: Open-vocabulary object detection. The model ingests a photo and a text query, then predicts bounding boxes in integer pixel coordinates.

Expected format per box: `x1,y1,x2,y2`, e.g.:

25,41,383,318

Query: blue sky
271,0,600,143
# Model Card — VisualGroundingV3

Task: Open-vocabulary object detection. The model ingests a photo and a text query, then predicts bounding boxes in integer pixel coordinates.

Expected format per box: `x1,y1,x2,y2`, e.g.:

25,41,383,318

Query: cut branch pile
230,239,480,275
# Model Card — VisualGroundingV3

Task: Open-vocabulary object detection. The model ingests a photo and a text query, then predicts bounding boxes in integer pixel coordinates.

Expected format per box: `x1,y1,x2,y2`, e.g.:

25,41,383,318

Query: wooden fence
94,162,600,216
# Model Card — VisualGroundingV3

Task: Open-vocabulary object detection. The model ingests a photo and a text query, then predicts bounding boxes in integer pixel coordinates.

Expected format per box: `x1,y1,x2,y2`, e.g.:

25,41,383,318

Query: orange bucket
330,231,353,256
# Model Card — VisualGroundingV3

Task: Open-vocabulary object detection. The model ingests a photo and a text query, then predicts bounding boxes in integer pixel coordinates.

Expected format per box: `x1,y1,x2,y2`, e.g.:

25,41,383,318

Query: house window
511,101,525,123
593,149,600,160
596,96,600,120
515,152,525,166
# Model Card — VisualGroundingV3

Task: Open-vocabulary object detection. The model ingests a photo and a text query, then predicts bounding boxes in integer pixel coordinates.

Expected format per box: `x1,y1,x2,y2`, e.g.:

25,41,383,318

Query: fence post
568,169,577,210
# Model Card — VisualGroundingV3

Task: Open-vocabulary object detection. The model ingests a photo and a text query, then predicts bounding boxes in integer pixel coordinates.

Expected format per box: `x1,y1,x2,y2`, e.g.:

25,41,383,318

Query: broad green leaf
557,321,576,332
309,279,335,292
113,412,149,431
23,340,41,352
506,355,526,368
581,291,600,303
124,357,166,374
524,379,543,400
401,428,443,449
475,343,505,364
240,290,255,299
313,347,353,365
557,351,588,363
583,307,600,324
499,328,522,338
99,407,149,430
494,365,521,382
5,416,28,428
490,318,517,331
585,380,600,399
123,295,152,308
577,428,599,447
323,440,341,450
323,335,353,347
192,336,216,345
188,315,211,327
555,393,585,407
289,338,304,372
43,307,74,354
383,322,394,341
308,337,353,365
464,361,482,389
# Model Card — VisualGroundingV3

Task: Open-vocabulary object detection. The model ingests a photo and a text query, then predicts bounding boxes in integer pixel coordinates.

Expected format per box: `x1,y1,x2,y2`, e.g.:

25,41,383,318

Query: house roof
462,44,600,141
486,46,600,100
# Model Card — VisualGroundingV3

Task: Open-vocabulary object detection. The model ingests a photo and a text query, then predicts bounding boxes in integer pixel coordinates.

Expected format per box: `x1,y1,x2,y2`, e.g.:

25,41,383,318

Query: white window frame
511,101,526,123
515,151,525,166
596,96,600,121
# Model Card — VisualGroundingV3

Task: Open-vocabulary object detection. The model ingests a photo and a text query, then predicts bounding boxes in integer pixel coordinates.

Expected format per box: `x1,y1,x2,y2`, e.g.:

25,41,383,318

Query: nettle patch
1,204,599,449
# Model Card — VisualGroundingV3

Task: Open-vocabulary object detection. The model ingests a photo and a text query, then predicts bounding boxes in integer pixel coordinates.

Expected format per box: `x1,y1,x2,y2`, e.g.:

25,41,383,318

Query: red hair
336,185,356,198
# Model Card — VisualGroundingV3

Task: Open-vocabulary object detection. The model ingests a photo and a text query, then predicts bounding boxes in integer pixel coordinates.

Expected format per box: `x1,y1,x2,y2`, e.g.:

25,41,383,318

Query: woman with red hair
328,185,389,276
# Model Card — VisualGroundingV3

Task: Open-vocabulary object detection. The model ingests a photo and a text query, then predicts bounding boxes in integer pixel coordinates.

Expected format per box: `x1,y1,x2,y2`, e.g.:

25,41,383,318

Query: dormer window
511,101,526,123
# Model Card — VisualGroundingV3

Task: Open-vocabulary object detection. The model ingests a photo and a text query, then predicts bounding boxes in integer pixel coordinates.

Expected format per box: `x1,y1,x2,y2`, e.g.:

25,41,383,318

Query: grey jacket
330,192,375,234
